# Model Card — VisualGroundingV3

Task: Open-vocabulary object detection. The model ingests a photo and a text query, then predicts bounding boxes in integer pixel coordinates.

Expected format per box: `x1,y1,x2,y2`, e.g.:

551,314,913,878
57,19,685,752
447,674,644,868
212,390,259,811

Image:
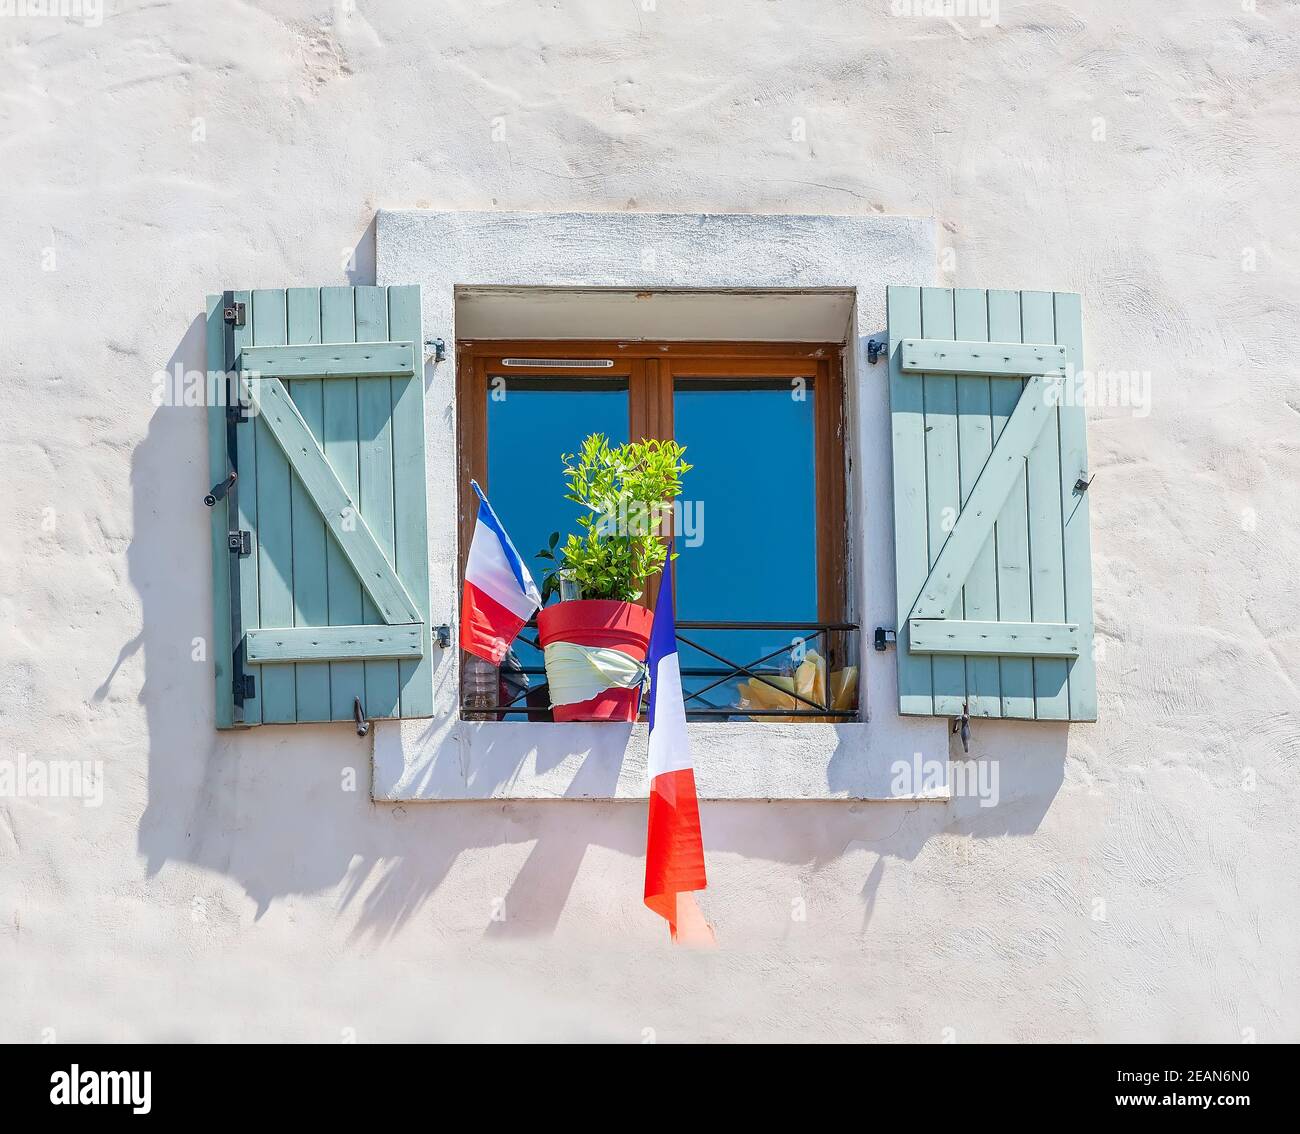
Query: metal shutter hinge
874,627,896,651
228,530,252,557
223,301,246,327
867,338,888,365
233,673,255,702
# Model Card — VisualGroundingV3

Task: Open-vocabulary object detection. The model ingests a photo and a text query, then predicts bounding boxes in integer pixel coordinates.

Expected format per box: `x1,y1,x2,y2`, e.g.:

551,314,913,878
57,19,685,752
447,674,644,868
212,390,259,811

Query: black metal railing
460,619,860,722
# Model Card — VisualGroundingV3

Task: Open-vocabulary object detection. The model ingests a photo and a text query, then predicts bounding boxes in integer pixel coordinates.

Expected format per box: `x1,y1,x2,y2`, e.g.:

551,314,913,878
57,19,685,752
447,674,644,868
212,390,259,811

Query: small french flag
461,480,541,663
644,560,713,944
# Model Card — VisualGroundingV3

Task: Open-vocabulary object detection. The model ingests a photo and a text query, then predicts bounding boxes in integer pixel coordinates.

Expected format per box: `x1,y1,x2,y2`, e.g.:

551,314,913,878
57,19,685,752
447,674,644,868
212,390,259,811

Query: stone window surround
371,208,951,801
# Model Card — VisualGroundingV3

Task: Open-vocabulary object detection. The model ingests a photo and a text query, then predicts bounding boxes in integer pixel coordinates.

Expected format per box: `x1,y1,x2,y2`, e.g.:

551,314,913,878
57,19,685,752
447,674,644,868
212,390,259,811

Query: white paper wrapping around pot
542,642,647,708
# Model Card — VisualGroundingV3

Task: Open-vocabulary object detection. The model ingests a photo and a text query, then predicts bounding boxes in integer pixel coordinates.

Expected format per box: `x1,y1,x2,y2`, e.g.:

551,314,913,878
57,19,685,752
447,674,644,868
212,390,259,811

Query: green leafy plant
536,433,692,604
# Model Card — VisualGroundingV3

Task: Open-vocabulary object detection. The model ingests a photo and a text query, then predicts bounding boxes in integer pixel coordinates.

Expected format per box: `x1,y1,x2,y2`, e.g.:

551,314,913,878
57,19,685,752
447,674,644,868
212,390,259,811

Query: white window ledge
373,208,948,802
374,719,951,802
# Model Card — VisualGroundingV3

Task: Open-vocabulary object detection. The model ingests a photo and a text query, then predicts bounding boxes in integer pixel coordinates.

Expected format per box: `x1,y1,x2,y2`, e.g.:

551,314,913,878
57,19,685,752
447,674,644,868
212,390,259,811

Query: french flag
461,480,541,663
644,561,713,944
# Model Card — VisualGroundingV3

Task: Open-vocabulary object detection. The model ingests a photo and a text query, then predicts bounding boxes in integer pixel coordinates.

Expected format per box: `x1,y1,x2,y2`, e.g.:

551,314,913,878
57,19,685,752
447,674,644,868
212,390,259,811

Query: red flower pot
537,599,654,722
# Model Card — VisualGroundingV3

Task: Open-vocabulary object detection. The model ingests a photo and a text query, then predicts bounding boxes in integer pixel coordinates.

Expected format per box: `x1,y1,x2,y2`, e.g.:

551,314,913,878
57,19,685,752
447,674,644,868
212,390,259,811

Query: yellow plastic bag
736,650,858,723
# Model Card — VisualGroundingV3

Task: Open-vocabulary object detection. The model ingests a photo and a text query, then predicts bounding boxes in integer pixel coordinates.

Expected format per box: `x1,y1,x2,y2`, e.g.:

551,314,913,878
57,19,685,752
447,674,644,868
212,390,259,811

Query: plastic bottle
463,655,499,720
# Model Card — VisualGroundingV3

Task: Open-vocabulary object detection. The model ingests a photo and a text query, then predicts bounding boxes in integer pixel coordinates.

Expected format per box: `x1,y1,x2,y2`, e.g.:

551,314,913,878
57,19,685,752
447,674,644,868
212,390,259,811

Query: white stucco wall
2,1,1297,1042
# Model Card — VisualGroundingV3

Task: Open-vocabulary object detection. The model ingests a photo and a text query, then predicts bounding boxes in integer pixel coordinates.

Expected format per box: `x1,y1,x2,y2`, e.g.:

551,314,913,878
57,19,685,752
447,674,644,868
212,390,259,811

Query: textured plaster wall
1,1,1298,1043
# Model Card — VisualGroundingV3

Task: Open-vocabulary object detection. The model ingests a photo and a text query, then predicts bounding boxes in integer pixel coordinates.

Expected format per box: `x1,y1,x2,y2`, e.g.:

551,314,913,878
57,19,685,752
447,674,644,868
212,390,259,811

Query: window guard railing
460,619,860,721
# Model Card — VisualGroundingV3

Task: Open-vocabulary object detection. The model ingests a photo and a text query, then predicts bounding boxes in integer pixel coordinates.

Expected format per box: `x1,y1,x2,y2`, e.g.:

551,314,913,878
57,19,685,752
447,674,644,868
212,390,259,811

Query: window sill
372,716,953,802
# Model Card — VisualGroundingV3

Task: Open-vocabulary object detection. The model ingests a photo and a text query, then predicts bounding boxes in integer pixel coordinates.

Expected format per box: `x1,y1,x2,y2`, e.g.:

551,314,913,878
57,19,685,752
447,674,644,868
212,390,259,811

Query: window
457,340,855,721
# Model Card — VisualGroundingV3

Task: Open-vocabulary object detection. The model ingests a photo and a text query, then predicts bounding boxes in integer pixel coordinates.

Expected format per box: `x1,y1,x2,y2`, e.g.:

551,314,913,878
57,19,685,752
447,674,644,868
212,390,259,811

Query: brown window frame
455,339,847,623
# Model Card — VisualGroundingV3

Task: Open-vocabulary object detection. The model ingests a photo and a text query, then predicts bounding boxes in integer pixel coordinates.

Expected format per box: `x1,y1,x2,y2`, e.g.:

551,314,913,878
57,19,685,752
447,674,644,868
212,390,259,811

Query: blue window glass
672,378,820,718
486,376,628,717
471,360,846,722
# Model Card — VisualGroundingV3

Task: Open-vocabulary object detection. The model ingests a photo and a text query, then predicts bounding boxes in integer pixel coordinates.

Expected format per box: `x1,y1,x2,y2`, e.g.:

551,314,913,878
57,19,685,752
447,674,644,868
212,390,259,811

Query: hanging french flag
461,480,541,663
644,561,713,945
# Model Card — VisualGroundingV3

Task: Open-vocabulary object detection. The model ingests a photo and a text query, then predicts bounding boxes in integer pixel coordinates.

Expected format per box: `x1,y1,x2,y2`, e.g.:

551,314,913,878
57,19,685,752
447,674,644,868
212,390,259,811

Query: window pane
485,376,628,718
672,378,821,719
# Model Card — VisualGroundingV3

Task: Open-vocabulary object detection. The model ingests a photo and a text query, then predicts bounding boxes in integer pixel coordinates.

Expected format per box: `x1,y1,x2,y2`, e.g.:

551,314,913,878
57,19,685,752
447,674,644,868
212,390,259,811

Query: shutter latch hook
353,697,369,738
204,471,237,507
953,703,970,753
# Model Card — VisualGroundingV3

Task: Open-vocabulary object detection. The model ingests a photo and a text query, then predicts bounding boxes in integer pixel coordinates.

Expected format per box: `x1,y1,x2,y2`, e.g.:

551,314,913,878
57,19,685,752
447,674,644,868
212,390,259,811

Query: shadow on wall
125,298,1068,940
346,216,376,285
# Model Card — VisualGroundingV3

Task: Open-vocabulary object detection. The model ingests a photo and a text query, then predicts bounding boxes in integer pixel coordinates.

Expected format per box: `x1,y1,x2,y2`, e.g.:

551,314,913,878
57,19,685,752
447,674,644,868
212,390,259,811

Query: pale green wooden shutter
886,286,1096,722
206,286,432,728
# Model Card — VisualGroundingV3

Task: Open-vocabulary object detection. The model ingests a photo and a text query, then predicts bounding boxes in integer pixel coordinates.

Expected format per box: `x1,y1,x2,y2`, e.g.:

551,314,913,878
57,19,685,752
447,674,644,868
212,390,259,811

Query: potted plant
535,433,691,722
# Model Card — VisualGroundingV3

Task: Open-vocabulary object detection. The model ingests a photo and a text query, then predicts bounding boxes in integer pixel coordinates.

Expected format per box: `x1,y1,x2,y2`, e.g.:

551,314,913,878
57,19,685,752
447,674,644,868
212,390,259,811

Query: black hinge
867,337,888,365
226,396,252,425
223,298,251,422
225,360,251,425
221,289,251,723
874,627,897,652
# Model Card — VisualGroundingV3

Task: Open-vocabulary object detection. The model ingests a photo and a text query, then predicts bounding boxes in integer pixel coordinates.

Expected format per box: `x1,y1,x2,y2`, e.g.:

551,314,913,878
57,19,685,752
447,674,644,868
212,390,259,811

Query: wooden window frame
456,339,847,623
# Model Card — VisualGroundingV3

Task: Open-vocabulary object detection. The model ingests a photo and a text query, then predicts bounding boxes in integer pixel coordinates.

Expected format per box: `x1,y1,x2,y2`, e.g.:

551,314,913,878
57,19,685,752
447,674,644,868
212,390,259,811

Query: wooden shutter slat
1021,291,1070,720
987,289,1036,719
205,295,236,728
251,288,297,724
230,290,261,725
388,285,433,719
286,287,332,722
320,286,366,721
899,337,1067,377
1055,292,1097,721
908,619,1080,658
953,288,1001,717
920,287,966,716
354,286,401,719
887,286,934,716
247,623,424,664
240,341,416,379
